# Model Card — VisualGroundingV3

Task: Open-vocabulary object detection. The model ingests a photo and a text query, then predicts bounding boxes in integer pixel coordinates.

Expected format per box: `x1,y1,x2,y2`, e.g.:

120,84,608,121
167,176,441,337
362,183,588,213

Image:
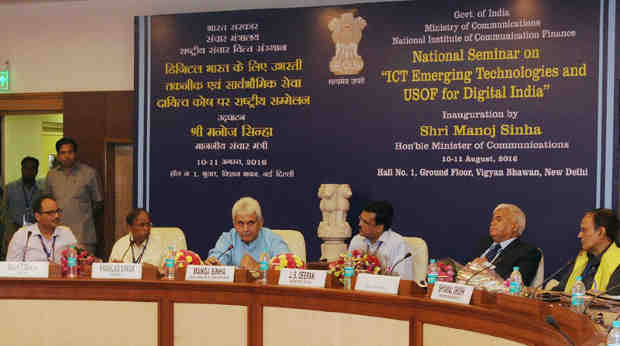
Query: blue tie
485,243,501,262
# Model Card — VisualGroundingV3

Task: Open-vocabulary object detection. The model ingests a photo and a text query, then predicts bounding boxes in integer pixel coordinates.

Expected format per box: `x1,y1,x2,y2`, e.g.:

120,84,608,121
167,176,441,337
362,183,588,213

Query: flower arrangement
328,249,382,284
456,259,508,293
60,247,96,276
174,249,203,268
269,253,306,270
436,260,456,282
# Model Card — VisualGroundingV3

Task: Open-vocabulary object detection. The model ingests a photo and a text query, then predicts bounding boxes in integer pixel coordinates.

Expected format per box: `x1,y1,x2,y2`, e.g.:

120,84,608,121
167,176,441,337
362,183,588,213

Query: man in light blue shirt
6,195,77,262
206,197,289,270
348,201,414,280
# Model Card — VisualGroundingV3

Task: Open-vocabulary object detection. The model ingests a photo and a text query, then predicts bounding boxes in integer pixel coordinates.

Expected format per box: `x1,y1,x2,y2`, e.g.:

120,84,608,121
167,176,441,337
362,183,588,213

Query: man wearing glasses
348,201,414,280
109,208,166,268
6,195,77,262
205,197,289,270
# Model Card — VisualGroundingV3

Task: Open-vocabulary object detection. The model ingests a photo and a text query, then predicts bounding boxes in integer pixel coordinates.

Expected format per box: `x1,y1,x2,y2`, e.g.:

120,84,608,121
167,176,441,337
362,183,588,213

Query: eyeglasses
359,216,376,227
39,209,63,215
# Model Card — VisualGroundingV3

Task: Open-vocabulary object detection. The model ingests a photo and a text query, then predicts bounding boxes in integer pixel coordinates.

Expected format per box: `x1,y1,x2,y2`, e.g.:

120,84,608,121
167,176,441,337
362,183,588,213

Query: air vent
42,121,63,133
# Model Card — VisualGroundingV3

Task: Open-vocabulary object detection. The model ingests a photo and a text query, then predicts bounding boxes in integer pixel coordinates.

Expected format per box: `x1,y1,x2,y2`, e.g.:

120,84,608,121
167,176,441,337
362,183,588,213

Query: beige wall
0,299,157,346
3,114,63,184
0,0,385,93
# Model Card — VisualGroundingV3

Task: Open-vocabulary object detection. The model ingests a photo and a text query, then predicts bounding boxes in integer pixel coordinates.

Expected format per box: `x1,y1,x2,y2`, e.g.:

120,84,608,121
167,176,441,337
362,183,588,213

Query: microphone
529,257,576,298
120,238,135,262
545,315,576,346
583,282,620,315
464,255,504,285
216,245,234,262
387,253,411,276
22,231,32,261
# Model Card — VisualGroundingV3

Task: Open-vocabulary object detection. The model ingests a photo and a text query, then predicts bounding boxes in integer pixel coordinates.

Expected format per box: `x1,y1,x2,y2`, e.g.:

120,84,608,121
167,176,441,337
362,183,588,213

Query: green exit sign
0,70,8,91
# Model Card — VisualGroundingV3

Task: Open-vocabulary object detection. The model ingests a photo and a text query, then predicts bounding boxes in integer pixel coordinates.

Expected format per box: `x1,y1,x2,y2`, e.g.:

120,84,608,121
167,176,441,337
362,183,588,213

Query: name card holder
185,265,235,282
430,281,474,304
354,273,401,295
91,263,142,279
278,269,327,288
0,262,49,278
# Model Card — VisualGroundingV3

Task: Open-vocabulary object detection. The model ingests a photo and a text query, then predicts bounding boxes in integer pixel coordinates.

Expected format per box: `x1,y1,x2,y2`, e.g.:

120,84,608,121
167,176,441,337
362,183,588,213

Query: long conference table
0,268,603,346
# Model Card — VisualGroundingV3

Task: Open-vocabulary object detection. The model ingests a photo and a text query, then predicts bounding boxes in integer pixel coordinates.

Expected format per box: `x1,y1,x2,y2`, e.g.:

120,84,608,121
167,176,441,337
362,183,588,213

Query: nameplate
0,262,49,278
354,273,400,295
430,281,474,304
278,269,327,288
185,265,235,282
91,263,142,279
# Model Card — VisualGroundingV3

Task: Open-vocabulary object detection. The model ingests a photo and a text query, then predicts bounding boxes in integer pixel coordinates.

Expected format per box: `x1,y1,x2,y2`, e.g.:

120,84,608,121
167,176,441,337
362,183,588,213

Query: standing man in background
46,137,103,255
4,157,45,258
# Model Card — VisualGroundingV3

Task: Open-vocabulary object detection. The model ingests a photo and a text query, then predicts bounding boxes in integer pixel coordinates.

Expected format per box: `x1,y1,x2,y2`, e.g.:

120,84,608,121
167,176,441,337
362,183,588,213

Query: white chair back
150,227,188,251
403,237,429,283
270,229,307,263
530,249,545,288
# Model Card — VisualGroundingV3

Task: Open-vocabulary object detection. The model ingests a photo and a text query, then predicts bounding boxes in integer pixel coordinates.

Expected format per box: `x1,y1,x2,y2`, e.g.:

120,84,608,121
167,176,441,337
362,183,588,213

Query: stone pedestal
317,184,352,262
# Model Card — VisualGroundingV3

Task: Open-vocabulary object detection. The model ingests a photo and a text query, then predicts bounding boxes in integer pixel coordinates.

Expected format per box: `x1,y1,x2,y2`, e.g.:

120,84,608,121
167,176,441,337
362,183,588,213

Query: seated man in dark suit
474,203,541,286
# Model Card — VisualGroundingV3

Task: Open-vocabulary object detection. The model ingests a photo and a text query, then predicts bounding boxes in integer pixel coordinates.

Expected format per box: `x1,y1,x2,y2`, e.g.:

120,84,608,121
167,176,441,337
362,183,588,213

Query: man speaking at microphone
348,201,414,280
552,208,620,295
473,203,541,286
205,197,289,270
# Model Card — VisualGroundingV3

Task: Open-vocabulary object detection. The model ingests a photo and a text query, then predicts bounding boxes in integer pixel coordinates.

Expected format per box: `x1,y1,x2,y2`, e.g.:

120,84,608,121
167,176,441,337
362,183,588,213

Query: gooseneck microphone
120,238,135,262
22,231,32,261
529,257,576,298
216,245,234,262
387,253,411,275
545,316,576,346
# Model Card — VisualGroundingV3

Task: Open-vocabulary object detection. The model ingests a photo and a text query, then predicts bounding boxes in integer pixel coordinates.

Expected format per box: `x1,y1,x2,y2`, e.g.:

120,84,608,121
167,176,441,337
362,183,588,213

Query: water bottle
608,320,620,345
571,275,586,313
509,266,523,295
165,245,176,280
66,245,78,278
258,253,269,285
343,252,354,290
427,259,438,284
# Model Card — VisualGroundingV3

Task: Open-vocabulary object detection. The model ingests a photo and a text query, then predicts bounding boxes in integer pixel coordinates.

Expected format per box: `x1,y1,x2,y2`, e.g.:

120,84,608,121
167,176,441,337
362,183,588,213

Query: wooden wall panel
62,91,134,258
104,91,135,141
0,93,63,112
63,92,107,172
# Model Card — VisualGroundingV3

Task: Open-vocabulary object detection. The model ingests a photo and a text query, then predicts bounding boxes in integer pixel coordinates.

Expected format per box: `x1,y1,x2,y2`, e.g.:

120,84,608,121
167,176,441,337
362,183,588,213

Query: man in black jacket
474,203,541,286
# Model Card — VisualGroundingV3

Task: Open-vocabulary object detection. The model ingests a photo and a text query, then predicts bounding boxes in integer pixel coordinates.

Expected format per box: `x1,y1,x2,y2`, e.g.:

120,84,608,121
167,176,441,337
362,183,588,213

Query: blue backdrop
135,0,618,273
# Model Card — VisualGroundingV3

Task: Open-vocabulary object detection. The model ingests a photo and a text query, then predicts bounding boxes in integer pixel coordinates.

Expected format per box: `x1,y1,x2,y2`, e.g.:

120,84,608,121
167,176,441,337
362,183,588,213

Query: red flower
60,247,95,276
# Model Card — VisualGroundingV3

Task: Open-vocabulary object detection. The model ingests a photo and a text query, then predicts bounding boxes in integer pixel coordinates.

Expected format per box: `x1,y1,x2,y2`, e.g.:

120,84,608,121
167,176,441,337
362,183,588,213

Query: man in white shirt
6,195,77,262
109,208,166,268
348,201,414,280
